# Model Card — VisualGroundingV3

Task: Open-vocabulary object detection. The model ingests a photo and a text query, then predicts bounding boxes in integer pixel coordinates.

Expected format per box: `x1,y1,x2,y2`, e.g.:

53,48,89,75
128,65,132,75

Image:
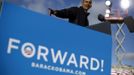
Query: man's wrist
52,10,57,15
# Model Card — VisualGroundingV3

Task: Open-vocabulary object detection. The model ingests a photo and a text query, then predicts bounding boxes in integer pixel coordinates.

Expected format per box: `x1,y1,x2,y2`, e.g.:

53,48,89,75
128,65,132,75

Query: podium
91,15,134,66
0,2,112,75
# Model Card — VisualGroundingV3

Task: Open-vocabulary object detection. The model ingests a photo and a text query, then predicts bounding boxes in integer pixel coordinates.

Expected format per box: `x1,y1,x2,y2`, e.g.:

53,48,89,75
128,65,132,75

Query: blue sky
5,0,134,66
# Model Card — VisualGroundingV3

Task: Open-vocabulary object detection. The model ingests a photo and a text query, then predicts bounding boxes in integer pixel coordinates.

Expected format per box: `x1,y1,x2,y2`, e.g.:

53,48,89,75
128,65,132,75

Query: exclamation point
101,60,104,72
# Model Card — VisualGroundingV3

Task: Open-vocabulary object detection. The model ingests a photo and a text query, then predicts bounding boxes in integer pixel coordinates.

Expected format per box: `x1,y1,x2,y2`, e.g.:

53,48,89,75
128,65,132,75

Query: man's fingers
48,8,55,16
48,8,52,16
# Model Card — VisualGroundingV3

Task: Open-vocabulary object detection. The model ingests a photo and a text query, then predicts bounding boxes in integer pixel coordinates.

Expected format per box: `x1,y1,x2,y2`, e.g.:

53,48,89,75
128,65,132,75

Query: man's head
82,0,92,11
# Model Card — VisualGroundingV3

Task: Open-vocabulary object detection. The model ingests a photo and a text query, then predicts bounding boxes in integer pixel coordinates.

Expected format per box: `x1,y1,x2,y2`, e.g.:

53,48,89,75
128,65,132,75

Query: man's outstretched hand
48,8,55,16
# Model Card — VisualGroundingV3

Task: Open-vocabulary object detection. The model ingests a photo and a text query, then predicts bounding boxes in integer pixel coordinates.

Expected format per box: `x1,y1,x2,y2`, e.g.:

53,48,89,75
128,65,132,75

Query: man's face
82,0,92,10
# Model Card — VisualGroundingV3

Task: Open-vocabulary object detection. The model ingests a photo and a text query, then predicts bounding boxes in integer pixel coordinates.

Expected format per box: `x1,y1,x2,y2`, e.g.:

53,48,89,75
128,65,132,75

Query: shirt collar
79,6,90,16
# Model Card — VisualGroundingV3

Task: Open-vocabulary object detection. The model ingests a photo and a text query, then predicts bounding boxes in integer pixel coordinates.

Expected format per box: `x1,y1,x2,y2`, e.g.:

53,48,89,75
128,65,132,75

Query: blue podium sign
0,2,112,75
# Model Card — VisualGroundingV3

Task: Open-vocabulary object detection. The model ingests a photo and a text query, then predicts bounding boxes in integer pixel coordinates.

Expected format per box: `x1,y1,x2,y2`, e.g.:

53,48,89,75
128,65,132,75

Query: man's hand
48,8,55,16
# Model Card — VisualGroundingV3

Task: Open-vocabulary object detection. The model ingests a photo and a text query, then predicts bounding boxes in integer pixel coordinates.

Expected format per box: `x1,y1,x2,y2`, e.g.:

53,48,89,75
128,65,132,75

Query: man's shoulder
66,7,80,12
68,7,79,10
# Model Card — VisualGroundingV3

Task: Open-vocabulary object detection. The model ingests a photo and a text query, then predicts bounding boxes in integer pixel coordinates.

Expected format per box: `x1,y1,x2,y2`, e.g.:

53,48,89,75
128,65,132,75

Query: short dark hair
82,0,92,2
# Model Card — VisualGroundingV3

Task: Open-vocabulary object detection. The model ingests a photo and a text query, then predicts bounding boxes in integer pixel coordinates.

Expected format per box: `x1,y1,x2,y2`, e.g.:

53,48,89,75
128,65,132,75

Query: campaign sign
0,2,112,75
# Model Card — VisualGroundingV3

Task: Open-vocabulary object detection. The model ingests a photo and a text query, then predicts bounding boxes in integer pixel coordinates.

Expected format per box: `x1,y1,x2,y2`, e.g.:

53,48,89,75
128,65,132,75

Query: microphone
98,14,106,22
